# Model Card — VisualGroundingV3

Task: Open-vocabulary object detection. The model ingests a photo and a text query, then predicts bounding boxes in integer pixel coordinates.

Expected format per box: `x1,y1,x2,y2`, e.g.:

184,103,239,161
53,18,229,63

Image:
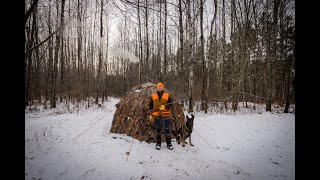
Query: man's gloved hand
149,115,153,122
159,105,165,110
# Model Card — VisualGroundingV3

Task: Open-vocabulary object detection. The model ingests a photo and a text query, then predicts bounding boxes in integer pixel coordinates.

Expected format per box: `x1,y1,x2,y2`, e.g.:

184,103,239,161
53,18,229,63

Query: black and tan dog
173,114,194,147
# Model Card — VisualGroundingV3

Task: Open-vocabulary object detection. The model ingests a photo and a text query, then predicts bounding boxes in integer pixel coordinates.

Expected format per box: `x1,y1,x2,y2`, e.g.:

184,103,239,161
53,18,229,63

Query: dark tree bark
51,0,66,108
60,0,66,103
163,0,167,80
187,0,194,113
138,0,143,84
206,0,218,112
222,0,228,111
47,0,53,106
96,0,104,105
77,0,83,103
34,4,41,104
145,0,149,81
25,1,38,108
25,0,39,26
158,1,162,81
200,0,206,112
178,0,184,83
266,0,280,111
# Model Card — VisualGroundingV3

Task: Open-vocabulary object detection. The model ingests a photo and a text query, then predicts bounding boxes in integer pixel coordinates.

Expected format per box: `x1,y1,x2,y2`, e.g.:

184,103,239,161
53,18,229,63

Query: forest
25,0,295,113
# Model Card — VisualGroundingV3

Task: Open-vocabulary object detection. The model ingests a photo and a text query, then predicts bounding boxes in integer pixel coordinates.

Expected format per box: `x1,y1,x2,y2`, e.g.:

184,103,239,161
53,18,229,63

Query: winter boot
166,137,173,150
155,136,161,150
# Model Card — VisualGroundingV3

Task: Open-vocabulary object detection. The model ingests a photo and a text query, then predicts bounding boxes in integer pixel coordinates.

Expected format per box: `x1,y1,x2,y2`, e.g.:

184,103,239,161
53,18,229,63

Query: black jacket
149,90,173,110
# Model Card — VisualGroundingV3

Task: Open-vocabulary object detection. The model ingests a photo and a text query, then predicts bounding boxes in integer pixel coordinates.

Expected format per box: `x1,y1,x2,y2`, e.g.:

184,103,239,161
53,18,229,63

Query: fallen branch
43,127,47,137
34,132,39,149
49,126,52,136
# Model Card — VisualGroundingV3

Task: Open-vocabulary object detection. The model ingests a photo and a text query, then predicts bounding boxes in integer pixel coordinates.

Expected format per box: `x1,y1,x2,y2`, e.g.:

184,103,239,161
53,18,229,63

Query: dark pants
155,116,171,138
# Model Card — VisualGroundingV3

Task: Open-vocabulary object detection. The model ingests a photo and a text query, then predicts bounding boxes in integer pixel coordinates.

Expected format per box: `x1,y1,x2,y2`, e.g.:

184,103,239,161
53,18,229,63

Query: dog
173,114,194,147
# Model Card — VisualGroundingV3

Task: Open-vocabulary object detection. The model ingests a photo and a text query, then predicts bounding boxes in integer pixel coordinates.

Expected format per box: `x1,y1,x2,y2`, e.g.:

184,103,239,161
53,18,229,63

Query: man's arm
165,95,173,110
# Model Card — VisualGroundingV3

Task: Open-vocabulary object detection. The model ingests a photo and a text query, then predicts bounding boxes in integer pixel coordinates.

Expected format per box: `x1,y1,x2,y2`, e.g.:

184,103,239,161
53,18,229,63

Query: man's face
157,86,163,91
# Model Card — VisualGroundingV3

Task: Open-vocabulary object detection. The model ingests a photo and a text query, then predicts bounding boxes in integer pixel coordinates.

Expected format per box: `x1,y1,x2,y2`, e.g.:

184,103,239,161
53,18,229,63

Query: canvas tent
109,82,186,143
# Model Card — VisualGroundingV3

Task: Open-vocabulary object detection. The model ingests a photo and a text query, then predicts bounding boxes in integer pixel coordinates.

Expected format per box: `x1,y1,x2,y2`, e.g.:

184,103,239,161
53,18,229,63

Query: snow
25,98,295,180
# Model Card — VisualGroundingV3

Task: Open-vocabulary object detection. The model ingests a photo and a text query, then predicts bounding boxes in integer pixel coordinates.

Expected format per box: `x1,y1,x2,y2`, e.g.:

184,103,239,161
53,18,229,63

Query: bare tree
47,0,54,106
266,0,280,111
145,0,149,81
200,0,207,112
163,0,167,81
25,0,39,108
138,0,143,85
60,0,66,103
206,0,218,112
51,0,66,108
187,0,194,113
77,0,83,102
178,0,184,84
34,4,41,103
96,0,104,105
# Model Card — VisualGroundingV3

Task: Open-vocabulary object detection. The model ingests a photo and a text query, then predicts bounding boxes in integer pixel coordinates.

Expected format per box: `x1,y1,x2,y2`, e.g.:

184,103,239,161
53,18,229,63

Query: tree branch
25,0,39,26
30,12,78,51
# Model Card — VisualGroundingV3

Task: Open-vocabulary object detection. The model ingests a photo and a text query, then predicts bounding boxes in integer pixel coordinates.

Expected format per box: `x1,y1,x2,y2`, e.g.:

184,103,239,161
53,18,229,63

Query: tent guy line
73,115,106,141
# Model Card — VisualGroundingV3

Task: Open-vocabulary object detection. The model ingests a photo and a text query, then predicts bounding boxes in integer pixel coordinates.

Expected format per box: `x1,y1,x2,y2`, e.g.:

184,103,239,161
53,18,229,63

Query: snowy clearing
25,98,295,180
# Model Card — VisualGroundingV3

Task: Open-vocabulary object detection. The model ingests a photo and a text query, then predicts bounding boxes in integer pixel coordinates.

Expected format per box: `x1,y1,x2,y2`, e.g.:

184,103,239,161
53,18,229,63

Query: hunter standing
149,82,173,150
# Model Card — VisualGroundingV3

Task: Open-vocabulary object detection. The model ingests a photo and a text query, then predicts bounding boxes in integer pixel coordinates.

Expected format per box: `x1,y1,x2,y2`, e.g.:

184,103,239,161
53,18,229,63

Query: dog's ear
186,115,189,120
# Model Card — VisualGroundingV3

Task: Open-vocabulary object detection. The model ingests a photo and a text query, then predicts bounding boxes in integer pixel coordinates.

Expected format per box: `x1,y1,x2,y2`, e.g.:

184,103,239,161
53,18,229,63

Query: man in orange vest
149,82,173,150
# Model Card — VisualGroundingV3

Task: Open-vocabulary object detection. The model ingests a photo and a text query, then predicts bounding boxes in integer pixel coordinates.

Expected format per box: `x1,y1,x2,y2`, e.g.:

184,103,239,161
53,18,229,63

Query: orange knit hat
157,82,164,89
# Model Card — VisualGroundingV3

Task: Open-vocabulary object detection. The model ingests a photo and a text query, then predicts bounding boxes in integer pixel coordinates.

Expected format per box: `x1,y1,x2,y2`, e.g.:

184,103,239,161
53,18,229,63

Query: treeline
25,0,295,113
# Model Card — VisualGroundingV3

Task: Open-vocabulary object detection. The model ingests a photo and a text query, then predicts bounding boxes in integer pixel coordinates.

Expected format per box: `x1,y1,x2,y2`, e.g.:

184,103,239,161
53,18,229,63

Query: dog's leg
177,134,181,144
181,126,185,147
182,138,185,147
189,135,194,146
182,133,186,147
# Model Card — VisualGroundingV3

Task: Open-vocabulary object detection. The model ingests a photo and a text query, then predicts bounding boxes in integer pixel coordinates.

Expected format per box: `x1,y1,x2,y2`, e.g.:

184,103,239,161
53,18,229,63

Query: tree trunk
206,0,218,113
60,0,66,103
25,2,37,108
187,0,194,113
138,0,143,84
104,19,109,102
96,0,104,105
267,0,280,112
279,0,285,107
77,0,83,103
178,0,184,90
163,0,167,80
47,0,53,105
25,0,39,26
222,0,228,111
51,0,65,108
34,5,41,103
145,0,149,81
284,72,290,113
200,0,206,112
158,1,162,81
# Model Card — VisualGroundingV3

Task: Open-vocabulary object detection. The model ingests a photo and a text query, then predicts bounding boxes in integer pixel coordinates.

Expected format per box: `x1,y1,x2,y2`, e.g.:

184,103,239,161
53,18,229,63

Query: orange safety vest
151,92,171,117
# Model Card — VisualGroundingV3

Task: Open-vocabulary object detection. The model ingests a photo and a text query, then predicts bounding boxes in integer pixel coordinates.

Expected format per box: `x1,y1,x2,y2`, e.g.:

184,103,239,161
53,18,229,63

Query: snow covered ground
25,98,295,180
